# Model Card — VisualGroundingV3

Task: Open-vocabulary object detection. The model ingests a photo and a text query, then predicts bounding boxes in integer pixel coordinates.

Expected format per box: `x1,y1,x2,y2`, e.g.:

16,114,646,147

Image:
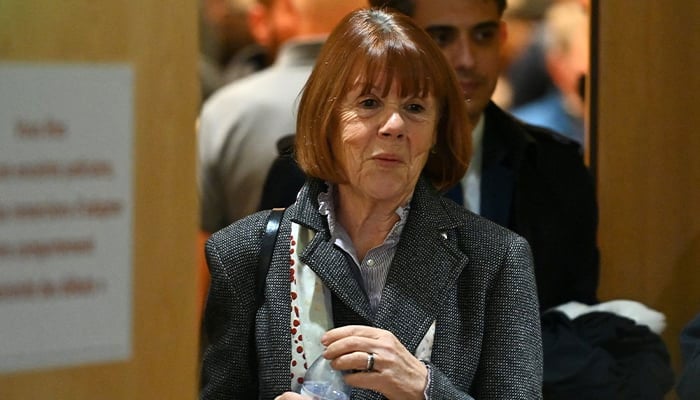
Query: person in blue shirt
510,0,589,146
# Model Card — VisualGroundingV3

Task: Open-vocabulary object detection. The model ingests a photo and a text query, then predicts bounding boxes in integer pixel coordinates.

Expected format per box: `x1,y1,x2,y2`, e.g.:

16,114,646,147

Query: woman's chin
362,181,412,203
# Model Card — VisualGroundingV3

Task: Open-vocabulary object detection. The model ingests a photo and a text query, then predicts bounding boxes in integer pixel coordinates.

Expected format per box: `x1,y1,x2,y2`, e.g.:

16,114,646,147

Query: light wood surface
0,1,200,398
595,0,700,388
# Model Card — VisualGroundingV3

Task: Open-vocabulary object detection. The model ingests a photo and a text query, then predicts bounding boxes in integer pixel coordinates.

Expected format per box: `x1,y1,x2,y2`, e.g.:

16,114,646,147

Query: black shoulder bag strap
256,207,285,308
251,207,285,396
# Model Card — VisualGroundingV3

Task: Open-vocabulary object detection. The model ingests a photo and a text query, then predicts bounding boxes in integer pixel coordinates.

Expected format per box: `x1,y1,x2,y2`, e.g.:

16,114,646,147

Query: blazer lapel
372,179,469,353
290,177,470,345
298,233,374,321
291,179,374,321
480,102,529,227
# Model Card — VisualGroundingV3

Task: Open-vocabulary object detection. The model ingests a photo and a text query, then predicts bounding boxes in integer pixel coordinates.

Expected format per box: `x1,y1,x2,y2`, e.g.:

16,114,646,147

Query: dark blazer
203,177,542,400
479,102,599,310
259,102,599,311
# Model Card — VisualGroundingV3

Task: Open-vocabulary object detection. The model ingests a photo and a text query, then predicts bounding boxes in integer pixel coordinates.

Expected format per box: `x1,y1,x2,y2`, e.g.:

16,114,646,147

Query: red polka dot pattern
288,230,309,392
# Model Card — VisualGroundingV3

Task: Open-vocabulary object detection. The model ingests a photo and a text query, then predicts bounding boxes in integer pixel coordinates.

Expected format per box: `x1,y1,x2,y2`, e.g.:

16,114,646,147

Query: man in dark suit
260,0,599,311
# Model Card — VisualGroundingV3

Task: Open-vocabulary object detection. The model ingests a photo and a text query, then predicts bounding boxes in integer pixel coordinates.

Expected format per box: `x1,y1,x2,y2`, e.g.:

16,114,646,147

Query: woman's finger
322,324,382,346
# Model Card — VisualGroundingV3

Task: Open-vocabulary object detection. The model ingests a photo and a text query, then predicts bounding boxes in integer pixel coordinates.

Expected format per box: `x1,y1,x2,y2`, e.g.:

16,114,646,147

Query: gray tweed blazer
200,177,542,400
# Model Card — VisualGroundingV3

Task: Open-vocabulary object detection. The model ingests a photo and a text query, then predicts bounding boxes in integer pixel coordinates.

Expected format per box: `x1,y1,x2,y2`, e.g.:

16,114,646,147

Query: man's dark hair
369,0,507,17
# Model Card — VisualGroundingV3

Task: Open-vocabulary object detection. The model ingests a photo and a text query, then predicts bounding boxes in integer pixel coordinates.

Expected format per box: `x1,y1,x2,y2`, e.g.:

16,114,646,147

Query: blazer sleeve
200,214,267,400
427,235,543,400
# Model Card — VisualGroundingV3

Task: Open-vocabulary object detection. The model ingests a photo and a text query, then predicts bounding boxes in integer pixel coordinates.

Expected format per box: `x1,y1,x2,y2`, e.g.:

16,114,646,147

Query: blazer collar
289,178,470,353
290,179,372,320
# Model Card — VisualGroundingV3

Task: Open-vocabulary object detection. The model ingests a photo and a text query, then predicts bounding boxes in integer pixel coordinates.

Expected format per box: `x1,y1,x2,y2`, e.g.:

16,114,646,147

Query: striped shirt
318,184,410,314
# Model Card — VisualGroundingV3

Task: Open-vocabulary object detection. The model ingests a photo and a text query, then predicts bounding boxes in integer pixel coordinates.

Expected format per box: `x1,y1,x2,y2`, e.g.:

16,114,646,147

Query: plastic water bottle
299,355,351,400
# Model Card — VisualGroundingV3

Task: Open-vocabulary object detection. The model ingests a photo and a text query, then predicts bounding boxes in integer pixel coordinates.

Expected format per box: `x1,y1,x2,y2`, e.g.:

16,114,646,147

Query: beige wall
595,0,700,384
0,1,199,398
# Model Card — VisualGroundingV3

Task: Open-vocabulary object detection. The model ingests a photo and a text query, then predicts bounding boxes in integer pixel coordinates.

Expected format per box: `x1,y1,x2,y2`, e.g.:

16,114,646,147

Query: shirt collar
274,40,324,68
472,112,485,154
317,183,411,245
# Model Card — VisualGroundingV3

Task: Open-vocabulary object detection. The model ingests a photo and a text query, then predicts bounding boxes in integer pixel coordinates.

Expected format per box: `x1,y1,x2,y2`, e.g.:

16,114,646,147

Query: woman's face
335,77,438,203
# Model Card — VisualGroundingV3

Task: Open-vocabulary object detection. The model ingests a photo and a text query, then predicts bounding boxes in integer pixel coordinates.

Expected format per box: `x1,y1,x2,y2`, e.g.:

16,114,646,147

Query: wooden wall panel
0,1,199,398
595,0,700,382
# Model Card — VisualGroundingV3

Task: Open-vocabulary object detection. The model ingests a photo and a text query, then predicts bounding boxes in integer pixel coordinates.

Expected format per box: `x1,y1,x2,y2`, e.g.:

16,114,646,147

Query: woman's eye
360,98,379,108
406,103,426,113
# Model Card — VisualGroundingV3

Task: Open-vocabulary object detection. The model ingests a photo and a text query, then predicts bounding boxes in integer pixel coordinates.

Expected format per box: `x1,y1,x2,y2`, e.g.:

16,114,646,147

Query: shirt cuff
421,360,432,400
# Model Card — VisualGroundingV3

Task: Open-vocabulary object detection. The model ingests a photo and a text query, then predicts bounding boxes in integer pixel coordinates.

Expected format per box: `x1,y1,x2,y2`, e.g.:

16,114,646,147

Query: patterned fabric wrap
289,222,333,391
288,222,435,391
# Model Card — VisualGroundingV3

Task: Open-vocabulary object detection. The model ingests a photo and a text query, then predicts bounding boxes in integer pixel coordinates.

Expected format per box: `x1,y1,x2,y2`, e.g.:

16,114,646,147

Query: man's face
412,0,506,121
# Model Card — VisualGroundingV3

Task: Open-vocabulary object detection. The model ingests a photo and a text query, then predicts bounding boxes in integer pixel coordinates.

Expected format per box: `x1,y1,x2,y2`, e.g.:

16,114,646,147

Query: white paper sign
0,63,133,373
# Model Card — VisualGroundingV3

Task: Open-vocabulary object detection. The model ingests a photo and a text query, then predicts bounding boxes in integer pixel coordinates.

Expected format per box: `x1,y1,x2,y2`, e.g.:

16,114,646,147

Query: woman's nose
379,111,405,139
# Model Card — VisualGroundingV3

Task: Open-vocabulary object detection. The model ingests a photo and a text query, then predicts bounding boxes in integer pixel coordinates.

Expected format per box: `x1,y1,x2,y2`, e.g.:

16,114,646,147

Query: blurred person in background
494,0,554,109
199,0,269,101
198,0,367,235
511,0,589,146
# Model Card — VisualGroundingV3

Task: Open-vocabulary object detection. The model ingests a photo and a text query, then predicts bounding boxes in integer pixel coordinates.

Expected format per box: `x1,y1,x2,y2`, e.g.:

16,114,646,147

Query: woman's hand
322,325,428,400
